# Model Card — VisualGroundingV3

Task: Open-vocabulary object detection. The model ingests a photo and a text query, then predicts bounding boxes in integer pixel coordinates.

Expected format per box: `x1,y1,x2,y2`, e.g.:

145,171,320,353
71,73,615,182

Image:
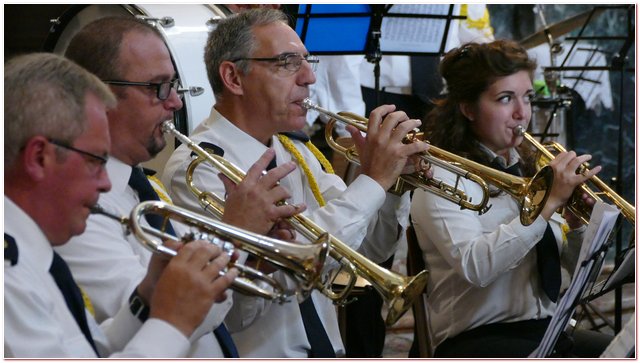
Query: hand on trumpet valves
413,158,434,179
562,192,596,229
348,104,429,191
145,240,239,337
221,148,307,236
268,219,298,242
539,150,602,222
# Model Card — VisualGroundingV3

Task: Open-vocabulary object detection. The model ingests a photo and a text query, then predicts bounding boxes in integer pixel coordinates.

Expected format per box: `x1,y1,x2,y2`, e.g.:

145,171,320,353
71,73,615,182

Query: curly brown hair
424,39,539,177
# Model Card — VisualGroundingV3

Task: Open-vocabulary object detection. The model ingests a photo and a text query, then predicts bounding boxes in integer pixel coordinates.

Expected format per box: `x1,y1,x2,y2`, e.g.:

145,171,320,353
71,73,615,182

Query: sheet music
603,246,635,291
530,201,620,357
380,4,457,53
600,314,635,358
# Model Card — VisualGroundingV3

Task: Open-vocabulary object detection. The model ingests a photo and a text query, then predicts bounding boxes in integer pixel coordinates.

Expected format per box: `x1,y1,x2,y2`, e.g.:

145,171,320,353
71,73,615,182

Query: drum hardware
135,15,174,28
519,7,605,50
178,86,205,97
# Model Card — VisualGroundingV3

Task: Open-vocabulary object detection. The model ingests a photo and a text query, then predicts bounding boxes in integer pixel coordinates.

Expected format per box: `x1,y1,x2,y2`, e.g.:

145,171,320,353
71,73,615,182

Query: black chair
406,225,432,357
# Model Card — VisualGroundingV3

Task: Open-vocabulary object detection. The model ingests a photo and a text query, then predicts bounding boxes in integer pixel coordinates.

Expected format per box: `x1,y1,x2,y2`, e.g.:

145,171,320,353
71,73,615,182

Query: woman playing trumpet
410,40,611,357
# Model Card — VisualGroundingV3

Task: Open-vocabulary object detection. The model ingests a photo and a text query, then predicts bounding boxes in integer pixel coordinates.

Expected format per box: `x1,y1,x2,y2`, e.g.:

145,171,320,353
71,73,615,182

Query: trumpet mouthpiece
161,120,175,133
513,125,525,136
301,98,315,110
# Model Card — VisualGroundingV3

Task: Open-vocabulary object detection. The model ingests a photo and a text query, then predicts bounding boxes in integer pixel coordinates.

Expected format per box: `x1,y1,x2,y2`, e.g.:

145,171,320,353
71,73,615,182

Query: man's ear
219,61,244,96
22,136,52,180
459,102,475,122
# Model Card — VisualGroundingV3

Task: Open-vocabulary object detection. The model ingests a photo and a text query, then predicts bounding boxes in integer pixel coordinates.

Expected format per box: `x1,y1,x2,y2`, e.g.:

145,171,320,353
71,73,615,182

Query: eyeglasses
102,79,181,100
231,52,319,72
48,139,108,175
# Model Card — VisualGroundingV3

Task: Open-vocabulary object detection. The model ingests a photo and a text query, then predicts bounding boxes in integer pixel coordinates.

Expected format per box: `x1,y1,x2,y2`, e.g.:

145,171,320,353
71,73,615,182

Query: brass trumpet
515,125,636,225
302,99,491,214
91,200,330,304
302,99,555,226
162,120,427,326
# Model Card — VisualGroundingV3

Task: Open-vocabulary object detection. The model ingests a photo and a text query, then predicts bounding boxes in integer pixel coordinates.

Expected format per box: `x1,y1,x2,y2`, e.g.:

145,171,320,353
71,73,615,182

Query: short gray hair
204,8,290,98
4,52,116,165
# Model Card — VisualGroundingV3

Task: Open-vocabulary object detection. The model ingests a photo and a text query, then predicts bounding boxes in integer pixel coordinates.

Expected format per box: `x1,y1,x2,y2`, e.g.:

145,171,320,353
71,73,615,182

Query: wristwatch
129,289,150,322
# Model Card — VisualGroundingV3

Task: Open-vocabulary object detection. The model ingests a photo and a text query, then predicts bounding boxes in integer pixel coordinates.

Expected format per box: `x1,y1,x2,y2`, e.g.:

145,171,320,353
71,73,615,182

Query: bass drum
44,4,231,134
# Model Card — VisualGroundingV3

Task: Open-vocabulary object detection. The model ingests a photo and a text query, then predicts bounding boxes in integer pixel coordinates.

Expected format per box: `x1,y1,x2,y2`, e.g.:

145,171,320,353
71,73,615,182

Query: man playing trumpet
5,52,236,358
162,8,429,358
56,16,299,358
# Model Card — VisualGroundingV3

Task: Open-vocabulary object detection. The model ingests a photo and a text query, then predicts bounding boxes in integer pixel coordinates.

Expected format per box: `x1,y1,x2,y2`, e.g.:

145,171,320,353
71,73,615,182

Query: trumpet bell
520,166,554,226
385,269,429,326
92,200,331,303
520,129,636,225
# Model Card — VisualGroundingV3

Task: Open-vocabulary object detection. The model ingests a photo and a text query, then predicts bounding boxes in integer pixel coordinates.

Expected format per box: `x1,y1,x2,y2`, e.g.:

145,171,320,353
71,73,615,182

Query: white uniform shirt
55,157,231,358
4,197,190,358
410,153,584,350
161,107,410,357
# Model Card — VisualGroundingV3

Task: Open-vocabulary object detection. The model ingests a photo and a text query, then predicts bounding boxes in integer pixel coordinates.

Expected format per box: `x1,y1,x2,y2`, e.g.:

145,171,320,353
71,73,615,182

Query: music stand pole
611,5,634,334
365,5,384,106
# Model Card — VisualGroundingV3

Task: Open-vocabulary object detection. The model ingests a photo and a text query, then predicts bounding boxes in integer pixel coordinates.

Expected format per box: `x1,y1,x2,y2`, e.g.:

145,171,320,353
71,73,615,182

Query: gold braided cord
305,141,335,175
79,287,96,317
147,175,172,204
147,175,176,233
277,134,329,207
561,223,570,243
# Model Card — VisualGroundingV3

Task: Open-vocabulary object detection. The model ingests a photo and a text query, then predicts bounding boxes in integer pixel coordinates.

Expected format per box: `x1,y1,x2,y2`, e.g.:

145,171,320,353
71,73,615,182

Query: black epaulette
280,131,310,143
4,233,18,266
191,142,225,157
142,167,157,177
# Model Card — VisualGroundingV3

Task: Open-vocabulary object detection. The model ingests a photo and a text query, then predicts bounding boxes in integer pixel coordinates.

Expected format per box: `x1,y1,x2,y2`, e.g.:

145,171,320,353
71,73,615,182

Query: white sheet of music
530,201,620,357
380,4,457,53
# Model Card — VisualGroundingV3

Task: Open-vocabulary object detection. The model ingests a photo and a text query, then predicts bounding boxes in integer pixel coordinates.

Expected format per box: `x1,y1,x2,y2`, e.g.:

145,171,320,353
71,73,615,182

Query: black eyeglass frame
48,138,109,166
230,52,319,72
102,79,181,100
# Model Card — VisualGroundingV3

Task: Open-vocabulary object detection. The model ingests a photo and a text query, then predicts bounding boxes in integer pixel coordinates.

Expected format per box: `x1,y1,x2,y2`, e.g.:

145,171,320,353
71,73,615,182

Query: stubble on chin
146,134,166,159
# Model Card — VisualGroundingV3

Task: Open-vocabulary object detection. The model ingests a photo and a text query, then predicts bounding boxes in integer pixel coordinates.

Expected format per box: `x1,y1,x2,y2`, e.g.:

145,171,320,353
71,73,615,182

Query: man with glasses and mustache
5,52,237,358
56,16,299,358
162,8,429,358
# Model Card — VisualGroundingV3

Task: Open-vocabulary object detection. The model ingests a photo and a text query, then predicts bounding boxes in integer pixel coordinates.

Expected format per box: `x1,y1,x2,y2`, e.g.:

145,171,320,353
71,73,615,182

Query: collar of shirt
4,196,54,273
476,142,521,168
105,157,135,194
203,107,276,171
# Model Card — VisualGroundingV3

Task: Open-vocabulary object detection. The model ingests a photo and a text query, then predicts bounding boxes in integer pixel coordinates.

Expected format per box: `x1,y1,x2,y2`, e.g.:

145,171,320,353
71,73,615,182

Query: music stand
545,5,635,334
530,202,621,357
289,4,464,103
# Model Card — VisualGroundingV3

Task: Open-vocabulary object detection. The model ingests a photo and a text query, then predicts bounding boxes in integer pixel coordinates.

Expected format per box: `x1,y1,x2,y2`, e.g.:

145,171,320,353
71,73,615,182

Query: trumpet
303,99,491,214
515,125,636,225
162,120,427,326
91,200,330,304
302,99,554,226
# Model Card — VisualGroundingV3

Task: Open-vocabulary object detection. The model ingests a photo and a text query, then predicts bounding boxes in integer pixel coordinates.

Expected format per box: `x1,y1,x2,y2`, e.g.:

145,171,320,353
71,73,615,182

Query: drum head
45,4,230,134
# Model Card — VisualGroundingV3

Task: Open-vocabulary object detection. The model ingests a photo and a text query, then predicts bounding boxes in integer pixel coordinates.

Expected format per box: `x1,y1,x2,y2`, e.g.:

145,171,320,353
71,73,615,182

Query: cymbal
519,7,604,49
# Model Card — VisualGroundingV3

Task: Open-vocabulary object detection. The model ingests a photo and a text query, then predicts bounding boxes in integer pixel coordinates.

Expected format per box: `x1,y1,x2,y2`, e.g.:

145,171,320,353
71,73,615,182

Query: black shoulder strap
4,233,18,266
191,142,225,157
